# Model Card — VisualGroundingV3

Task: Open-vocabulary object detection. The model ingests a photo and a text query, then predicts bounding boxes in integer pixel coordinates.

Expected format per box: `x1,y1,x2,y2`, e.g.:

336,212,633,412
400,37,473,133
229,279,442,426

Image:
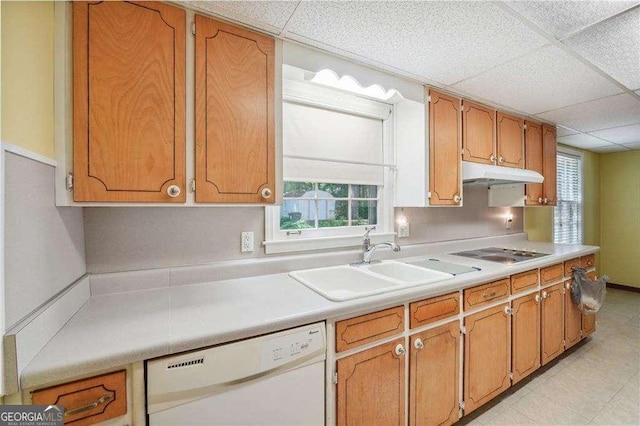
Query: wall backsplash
395,186,523,245
85,186,522,274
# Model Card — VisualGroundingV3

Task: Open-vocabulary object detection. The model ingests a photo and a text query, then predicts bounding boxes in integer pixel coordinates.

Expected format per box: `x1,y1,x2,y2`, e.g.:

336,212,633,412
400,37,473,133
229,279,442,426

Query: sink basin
289,261,454,301
362,261,454,284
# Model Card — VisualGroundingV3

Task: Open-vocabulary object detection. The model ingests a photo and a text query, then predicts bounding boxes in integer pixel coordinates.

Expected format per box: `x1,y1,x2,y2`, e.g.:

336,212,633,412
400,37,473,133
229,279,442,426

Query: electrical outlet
241,232,254,253
398,223,410,238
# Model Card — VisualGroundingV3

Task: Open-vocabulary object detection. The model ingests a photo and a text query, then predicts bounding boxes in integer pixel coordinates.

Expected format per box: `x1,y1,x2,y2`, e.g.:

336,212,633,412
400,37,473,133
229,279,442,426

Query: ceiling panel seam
558,3,640,41
495,0,640,102
278,1,302,37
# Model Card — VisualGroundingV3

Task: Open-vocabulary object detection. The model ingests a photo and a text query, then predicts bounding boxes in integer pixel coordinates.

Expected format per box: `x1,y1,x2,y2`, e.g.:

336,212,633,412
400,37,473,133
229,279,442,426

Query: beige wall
599,151,640,288
1,1,55,158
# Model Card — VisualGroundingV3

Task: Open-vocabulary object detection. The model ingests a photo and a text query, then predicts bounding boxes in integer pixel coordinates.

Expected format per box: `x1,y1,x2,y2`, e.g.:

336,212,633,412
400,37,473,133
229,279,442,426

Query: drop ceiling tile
186,1,298,32
589,123,640,144
589,144,630,153
285,1,548,85
557,133,612,149
536,94,640,132
565,7,640,90
453,45,622,114
624,141,640,149
556,126,579,137
506,1,639,38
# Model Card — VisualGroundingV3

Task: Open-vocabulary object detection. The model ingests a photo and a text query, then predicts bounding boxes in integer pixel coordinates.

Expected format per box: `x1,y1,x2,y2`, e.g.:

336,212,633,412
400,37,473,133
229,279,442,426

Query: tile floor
458,288,640,425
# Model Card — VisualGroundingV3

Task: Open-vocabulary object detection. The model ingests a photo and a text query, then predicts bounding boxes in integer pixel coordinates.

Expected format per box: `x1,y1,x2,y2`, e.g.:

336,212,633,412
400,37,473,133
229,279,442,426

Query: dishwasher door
147,322,326,426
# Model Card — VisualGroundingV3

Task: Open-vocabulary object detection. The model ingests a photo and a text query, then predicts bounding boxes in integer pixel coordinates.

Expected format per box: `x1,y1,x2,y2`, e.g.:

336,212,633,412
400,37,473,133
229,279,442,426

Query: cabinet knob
538,197,544,204
498,155,505,164
543,198,549,204
261,188,272,199
542,291,549,299
414,339,424,350
395,344,406,356
566,282,573,290
167,185,181,198
503,306,514,316
490,154,497,164
453,194,461,204
535,294,541,304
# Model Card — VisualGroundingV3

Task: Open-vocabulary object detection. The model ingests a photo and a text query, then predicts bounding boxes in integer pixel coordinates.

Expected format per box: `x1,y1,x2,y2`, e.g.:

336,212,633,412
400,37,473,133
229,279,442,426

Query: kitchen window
264,67,396,254
554,149,583,244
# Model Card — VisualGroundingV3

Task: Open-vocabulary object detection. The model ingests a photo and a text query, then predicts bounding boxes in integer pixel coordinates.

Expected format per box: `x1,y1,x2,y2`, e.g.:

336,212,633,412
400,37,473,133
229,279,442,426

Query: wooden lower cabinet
564,280,583,349
541,283,565,365
464,304,511,414
409,321,460,426
511,292,540,384
336,338,405,426
582,271,597,336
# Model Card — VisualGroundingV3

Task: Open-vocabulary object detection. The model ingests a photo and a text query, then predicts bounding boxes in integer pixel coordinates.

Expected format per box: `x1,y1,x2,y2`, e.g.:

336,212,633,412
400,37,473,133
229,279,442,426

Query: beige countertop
21,239,598,389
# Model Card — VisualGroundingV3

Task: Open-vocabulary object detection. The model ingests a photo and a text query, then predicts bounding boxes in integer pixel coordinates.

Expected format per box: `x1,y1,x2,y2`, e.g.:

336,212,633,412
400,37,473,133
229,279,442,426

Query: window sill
263,232,397,254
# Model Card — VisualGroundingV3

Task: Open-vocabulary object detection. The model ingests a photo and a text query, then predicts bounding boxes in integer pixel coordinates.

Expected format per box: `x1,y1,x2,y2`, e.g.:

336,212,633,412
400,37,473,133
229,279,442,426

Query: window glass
554,152,582,244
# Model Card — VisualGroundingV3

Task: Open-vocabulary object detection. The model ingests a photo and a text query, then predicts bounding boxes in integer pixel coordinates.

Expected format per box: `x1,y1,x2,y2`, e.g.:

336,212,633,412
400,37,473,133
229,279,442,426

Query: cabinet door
409,321,460,426
337,338,406,426
512,293,540,384
496,112,524,168
195,15,275,203
429,90,461,206
582,271,597,337
73,1,186,202
524,121,543,205
541,283,565,365
564,280,582,349
462,101,495,165
542,125,557,206
464,304,511,414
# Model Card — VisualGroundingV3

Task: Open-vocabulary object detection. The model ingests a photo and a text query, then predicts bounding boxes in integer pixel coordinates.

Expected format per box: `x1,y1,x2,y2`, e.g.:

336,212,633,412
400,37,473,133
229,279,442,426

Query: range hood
462,161,544,185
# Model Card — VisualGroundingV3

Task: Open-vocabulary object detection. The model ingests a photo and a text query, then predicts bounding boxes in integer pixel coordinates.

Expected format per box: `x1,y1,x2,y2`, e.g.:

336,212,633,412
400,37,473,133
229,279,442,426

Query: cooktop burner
450,247,550,264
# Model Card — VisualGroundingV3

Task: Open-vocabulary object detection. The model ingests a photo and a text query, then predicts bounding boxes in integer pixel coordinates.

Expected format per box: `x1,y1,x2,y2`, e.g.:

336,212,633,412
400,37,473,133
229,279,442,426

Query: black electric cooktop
450,247,550,265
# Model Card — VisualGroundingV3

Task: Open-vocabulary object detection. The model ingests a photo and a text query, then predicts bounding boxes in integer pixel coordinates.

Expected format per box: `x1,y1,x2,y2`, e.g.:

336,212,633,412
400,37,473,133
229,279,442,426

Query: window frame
264,82,396,254
553,146,584,244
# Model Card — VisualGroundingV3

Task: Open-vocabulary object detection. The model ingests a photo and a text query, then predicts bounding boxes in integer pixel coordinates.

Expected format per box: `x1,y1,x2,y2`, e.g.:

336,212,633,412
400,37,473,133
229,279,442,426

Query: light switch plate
397,223,410,238
241,232,254,252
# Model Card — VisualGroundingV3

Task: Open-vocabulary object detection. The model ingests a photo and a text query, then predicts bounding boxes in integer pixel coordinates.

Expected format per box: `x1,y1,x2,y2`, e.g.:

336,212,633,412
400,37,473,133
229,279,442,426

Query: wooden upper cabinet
542,125,557,206
337,338,405,426
429,90,462,206
195,15,275,203
462,101,496,165
496,112,524,168
73,1,186,202
524,121,543,205
409,322,460,426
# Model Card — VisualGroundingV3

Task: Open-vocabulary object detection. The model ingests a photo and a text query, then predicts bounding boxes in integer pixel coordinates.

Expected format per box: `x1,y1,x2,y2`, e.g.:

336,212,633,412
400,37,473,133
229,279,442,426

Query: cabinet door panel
565,280,582,349
496,113,524,168
582,271,597,337
524,121,543,205
409,321,460,426
542,125,557,206
429,90,461,206
337,338,405,426
73,1,186,202
195,15,275,203
541,283,565,365
462,101,495,165
512,293,540,384
464,304,511,414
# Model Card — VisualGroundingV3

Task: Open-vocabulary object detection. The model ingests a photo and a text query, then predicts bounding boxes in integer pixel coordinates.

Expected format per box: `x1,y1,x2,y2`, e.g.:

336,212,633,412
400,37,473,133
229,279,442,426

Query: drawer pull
482,290,497,299
65,392,114,417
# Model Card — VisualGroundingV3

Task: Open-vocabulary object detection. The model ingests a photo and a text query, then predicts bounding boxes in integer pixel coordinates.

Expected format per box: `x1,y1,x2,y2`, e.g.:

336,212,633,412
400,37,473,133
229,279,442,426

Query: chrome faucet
357,227,401,264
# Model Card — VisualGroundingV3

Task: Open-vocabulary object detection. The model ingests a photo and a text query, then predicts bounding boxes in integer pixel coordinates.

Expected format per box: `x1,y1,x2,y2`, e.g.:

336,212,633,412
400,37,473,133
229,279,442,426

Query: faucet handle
363,226,376,239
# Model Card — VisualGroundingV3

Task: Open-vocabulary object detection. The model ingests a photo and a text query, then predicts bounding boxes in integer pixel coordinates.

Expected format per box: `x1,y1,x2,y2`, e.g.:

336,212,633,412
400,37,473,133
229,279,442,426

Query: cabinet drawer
336,306,404,352
464,279,510,311
510,269,538,294
541,264,563,285
564,258,580,277
410,292,460,329
32,370,126,426
581,254,596,269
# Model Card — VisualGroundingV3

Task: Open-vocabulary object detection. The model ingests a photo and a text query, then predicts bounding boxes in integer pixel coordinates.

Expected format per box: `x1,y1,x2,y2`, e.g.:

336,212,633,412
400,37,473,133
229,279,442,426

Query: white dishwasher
146,322,326,426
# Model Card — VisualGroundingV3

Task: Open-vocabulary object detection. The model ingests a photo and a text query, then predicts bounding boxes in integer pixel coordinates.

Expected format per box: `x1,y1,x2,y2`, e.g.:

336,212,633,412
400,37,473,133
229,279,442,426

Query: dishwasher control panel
260,323,325,370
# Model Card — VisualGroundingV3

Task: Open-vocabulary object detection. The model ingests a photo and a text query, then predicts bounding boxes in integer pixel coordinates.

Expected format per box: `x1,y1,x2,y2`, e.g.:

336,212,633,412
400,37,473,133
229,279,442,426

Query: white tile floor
458,288,640,425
